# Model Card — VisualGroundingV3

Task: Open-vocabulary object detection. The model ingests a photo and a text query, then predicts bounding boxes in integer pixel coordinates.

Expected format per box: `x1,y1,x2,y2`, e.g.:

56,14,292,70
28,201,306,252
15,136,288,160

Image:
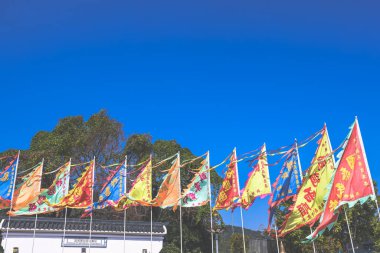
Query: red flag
213,149,240,212
307,119,376,240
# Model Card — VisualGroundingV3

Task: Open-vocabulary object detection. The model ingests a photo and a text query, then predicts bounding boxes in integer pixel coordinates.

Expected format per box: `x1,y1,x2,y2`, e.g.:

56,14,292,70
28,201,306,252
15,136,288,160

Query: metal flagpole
178,152,183,253
274,216,280,253
88,157,95,253
207,151,214,253
149,154,153,253
31,214,38,253
61,207,68,253
62,158,71,253
355,117,380,220
31,158,44,253
344,207,356,253
234,148,247,253
4,150,20,252
295,140,316,253
123,156,128,253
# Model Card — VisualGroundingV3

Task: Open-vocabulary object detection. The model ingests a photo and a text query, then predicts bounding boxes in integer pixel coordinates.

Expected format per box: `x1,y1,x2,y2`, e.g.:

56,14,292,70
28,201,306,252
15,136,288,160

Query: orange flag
152,155,181,211
307,118,376,241
12,162,43,211
213,149,240,212
51,160,94,209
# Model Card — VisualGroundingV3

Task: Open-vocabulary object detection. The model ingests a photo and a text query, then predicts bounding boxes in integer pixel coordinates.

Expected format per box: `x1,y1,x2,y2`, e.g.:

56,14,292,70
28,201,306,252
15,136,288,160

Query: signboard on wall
61,237,107,248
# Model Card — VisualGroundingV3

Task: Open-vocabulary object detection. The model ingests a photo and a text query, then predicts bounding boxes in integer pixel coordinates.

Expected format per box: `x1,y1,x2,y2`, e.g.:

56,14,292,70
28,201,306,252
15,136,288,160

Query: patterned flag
9,161,70,216
152,156,181,211
213,149,240,212
12,162,44,211
267,147,302,230
0,155,19,210
307,119,376,241
239,144,271,210
51,160,94,209
181,154,210,207
278,127,335,236
83,161,126,216
117,159,152,209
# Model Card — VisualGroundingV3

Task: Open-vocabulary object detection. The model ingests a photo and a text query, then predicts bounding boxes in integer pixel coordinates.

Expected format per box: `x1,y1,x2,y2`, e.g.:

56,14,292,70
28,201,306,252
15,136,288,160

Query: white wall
2,232,164,253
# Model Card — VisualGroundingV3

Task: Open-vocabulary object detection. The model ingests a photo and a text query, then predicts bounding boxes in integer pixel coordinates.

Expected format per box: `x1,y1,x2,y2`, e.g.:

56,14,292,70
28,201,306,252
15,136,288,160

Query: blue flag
267,147,302,229
0,155,19,209
82,162,126,216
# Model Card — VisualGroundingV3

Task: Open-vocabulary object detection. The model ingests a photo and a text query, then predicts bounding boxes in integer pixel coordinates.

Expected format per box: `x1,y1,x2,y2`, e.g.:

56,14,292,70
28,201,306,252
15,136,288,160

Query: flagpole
123,155,128,253
295,139,316,253
234,148,247,253
207,151,214,253
355,117,380,220
344,207,356,253
274,216,280,253
150,154,153,253
178,152,183,253
4,150,20,252
31,158,44,253
88,157,95,253
62,158,71,253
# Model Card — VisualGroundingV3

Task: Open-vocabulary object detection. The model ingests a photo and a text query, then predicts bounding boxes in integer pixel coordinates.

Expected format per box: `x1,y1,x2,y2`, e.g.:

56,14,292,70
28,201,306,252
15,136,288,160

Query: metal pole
274,217,280,253
234,148,247,253
295,140,316,253
215,234,219,253
150,206,153,253
4,151,20,252
88,157,95,253
61,207,68,253
62,158,71,253
31,214,38,253
178,152,183,253
344,207,355,253
123,156,127,253
207,151,214,253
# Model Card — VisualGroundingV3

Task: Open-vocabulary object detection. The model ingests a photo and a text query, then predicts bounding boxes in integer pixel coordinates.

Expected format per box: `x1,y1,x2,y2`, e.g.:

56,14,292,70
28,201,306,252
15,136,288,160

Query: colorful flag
278,127,335,236
267,147,302,230
0,155,19,210
239,144,271,210
51,160,94,209
117,159,152,209
152,156,181,211
9,161,70,216
307,119,376,241
213,149,240,212
181,154,210,207
83,161,126,216
12,162,43,211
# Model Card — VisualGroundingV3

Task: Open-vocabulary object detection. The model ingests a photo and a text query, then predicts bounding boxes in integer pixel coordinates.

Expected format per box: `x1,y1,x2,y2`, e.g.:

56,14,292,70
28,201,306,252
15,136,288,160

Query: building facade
0,217,166,253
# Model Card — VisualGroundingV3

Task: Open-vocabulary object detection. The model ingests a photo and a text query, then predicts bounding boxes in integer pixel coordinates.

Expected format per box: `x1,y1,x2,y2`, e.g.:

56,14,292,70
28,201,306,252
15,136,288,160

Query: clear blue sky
1,0,379,230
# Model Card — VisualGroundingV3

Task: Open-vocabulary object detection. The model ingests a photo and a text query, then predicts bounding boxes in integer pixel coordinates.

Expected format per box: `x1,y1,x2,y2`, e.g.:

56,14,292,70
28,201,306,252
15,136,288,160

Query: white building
0,217,167,253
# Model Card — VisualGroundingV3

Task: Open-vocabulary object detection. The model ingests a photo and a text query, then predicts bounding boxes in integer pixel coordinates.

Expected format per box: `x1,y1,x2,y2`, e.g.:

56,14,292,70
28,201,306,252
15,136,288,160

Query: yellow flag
240,144,271,209
278,127,335,236
117,159,152,209
12,162,43,211
152,156,181,211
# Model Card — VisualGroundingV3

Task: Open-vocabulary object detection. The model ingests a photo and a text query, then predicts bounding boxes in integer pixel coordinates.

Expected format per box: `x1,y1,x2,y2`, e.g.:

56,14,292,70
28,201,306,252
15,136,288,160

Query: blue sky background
1,0,379,230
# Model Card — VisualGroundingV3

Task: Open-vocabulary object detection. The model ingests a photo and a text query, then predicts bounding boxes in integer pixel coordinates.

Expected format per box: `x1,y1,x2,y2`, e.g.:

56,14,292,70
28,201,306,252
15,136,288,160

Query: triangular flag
278,127,335,236
0,155,19,210
306,119,376,241
51,160,94,209
152,156,181,211
9,161,70,216
267,147,302,231
117,159,152,209
12,162,43,211
239,144,271,210
181,154,210,207
213,149,240,212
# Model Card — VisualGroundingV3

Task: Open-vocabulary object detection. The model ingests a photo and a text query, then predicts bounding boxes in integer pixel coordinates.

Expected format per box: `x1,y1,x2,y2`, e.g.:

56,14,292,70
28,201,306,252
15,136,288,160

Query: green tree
230,233,250,253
